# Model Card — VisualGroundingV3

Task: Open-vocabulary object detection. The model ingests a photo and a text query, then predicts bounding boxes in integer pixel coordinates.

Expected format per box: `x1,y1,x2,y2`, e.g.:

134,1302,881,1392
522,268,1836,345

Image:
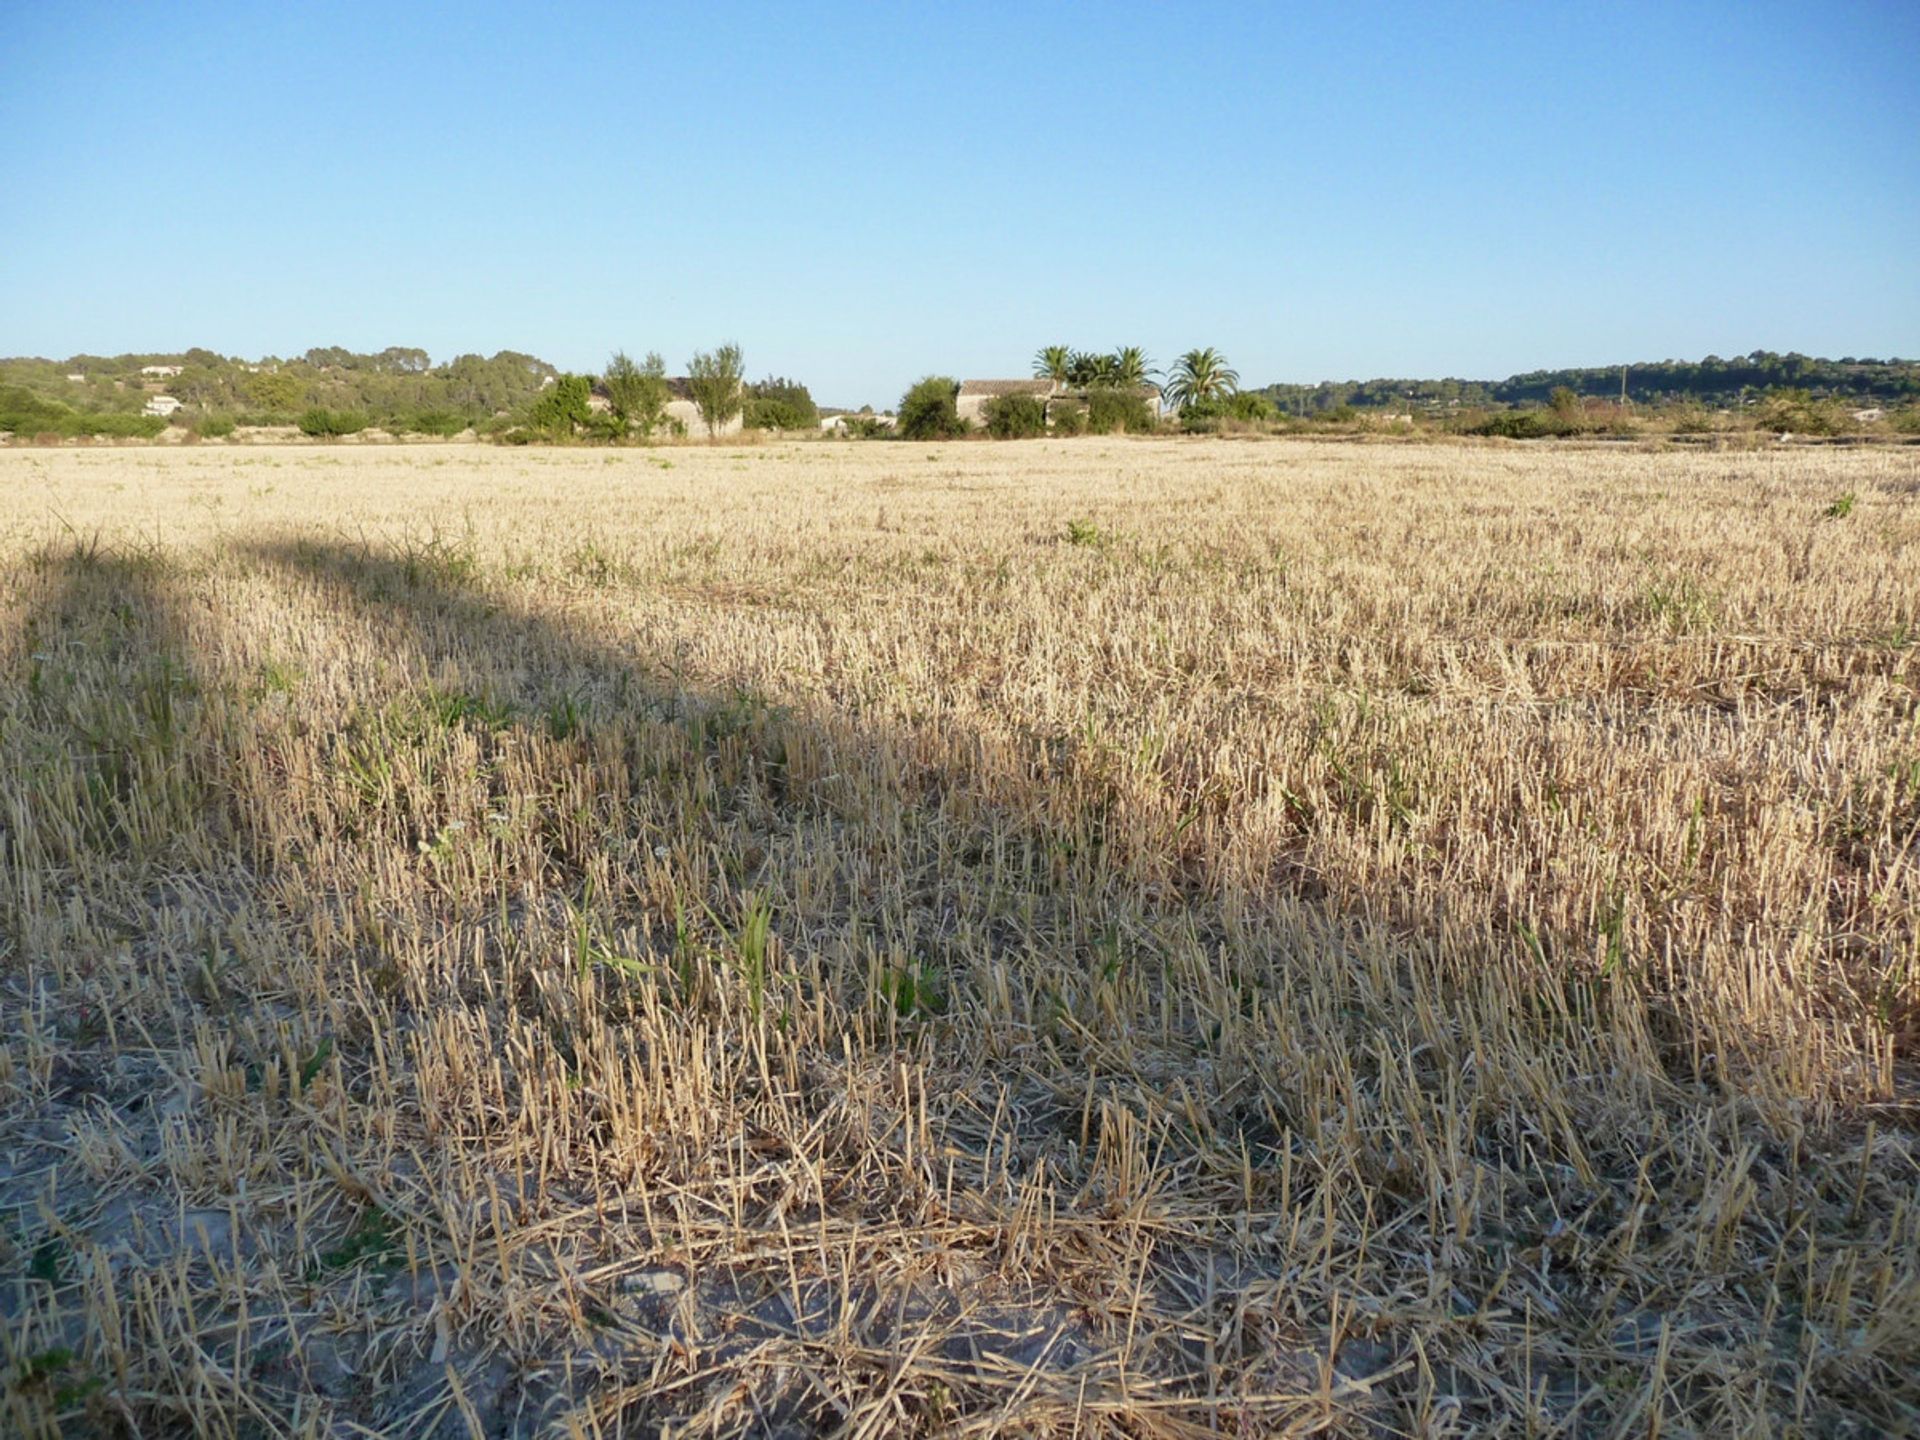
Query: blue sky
3,1,1916,407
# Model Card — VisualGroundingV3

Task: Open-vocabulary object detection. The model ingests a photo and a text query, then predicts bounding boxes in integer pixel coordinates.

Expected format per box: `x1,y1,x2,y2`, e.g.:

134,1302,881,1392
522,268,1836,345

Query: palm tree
1111,346,1155,389
1163,348,1239,410
1072,350,1119,388
1033,345,1073,387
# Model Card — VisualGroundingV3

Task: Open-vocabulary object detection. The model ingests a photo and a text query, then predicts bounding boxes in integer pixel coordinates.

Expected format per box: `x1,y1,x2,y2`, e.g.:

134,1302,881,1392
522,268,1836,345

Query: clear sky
3,1,1916,407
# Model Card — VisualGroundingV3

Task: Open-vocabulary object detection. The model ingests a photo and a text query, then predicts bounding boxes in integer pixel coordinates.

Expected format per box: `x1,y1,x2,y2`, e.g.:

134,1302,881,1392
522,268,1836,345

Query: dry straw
0,437,1914,1435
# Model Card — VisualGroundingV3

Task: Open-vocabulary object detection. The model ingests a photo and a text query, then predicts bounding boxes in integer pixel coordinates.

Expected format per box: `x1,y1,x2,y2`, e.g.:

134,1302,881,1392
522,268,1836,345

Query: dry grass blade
0,438,1915,1436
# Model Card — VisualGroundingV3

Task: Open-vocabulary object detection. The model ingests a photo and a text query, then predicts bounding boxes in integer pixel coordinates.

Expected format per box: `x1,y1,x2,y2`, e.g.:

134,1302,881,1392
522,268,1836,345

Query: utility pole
1620,364,1630,407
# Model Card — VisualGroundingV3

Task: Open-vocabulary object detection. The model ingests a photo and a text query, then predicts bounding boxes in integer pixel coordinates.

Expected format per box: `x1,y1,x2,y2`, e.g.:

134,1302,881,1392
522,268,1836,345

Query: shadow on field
9,534,1361,1433
5,534,1914,1436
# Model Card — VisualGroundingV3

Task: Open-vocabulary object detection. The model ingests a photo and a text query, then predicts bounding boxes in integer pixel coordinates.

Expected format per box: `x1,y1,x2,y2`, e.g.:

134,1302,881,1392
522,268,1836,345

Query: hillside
0,347,560,438
1254,350,1920,414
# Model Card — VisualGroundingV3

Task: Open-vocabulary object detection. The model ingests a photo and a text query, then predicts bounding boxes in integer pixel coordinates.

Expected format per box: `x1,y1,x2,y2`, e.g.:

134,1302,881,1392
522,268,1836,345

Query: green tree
1070,350,1118,388
1164,348,1240,410
374,346,431,375
743,375,819,430
685,343,745,436
898,376,960,439
605,350,672,435
1111,346,1155,389
1033,345,1073,386
1227,391,1277,422
529,374,592,437
246,371,305,413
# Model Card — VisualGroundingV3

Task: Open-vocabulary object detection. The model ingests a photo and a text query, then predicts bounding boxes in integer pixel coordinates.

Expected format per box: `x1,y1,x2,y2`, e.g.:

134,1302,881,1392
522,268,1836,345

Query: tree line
5,344,1915,442
1253,351,1920,416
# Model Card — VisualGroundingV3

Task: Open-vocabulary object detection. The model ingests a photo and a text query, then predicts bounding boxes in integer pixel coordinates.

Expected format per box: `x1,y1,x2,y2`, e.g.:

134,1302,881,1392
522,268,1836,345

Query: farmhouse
821,413,895,433
956,379,1056,429
143,395,184,417
957,379,1163,429
140,365,184,379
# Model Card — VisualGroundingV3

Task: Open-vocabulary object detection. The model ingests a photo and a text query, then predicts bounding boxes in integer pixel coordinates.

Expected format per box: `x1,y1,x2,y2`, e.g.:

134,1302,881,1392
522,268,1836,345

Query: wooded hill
0,347,561,438
1253,351,1920,415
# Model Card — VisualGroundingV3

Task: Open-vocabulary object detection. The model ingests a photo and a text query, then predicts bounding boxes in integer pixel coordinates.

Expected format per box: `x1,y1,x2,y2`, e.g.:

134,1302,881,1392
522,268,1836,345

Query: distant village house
143,395,184,417
956,379,1162,429
140,365,184,379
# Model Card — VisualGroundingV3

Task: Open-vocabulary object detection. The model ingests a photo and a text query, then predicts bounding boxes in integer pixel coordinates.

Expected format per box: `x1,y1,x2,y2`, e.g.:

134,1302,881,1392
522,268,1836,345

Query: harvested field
1,438,1916,1436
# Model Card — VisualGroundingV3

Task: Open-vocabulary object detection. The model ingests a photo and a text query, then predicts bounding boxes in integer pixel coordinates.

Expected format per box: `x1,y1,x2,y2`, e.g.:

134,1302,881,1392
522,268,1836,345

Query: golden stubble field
0,437,1916,1436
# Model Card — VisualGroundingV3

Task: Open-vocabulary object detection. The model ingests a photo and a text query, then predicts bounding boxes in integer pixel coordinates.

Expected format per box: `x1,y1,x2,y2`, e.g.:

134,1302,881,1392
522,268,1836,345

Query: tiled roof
958,379,1057,398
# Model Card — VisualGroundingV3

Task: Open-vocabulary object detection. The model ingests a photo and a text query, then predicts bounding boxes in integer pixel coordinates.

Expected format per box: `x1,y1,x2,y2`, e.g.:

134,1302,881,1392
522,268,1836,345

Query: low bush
1051,406,1087,436
1754,388,1842,436
1228,392,1278,423
0,384,70,435
87,412,167,439
898,377,961,440
0,386,166,439
196,415,237,438
581,410,627,442
1468,410,1561,439
406,410,467,437
1087,388,1156,434
1177,398,1223,433
744,377,819,431
983,392,1046,439
744,397,815,431
298,407,369,437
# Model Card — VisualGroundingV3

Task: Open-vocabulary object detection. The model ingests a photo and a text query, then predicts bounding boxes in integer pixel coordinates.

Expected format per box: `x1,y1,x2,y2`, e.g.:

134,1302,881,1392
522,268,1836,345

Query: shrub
1051,405,1087,437
406,410,467,437
196,415,237,438
1469,410,1555,439
581,409,627,442
298,407,368,437
0,386,167,439
528,375,593,438
744,397,815,431
1668,404,1716,435
87,412,167,439
983,392,1046,439
1177,397,1223,433
1086,388,1156,434
1228,392,1278,423
898,377,960,440
1754,388,1840,436
744,376,818,431
0,385,69,435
